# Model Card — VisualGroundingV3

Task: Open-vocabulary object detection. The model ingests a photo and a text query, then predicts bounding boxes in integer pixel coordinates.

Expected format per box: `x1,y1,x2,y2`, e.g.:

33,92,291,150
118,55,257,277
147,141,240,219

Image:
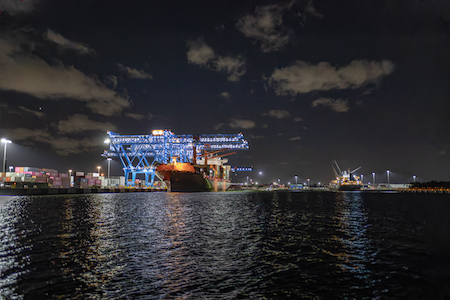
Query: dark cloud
264,109,290,119
215,118,256,130
56,114,116,134
0,33,129,116
124,112,146,120
0,0,35,15
311,98,350,112
236,1,322,53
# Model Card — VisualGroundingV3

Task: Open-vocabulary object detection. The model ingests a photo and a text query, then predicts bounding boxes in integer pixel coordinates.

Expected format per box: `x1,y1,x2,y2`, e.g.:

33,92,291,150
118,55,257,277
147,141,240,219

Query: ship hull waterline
338,184,363,191
157,171,233,192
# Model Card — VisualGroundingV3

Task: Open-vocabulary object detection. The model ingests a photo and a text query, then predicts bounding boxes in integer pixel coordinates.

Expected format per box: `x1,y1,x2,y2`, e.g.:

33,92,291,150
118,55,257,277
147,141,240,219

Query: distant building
290,183,303,190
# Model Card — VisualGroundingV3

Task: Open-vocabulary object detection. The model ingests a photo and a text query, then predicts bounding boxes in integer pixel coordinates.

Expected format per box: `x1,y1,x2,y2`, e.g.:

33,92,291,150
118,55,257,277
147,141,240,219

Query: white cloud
312,98,350,112
293,117,303,122
0,0,35,15
265,109,290,118
236,4,290,53
229,118,256,129
125,112,146,120
117,64,153,79
220,92,231,99
56,114,116,134
186,39,246,81
0,34,130,116
289,136,302,141
214,56,246,82
270,60,395,95
186,39,216,65
44,29,95,55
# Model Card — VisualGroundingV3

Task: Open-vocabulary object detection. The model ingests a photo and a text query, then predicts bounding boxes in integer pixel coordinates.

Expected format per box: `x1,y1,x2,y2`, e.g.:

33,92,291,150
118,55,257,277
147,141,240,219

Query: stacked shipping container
1,167,130,188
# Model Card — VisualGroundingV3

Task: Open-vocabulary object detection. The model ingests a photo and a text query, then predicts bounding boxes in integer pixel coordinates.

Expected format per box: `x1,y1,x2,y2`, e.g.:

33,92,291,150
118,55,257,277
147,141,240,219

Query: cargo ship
102,129,249,191
156,155,233,192
331,160,363,191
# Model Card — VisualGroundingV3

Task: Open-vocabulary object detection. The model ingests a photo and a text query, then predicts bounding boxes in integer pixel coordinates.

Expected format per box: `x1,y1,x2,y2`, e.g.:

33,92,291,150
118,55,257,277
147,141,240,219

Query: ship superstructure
102,130,249,191
331,160,363,191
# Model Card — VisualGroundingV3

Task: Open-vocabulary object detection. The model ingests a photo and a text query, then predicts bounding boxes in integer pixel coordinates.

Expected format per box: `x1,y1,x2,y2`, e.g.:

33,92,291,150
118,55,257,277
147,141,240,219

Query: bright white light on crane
152,130,164,136
104,139,110,144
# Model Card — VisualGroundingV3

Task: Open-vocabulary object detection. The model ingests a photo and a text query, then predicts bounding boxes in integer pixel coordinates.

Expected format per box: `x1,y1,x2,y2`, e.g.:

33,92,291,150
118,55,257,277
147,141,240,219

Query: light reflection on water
0,191,449,299
333,193,372,274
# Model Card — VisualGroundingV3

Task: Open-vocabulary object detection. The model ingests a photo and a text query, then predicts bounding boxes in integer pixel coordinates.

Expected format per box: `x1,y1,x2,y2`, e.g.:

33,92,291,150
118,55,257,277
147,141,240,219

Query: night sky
1,0,450,185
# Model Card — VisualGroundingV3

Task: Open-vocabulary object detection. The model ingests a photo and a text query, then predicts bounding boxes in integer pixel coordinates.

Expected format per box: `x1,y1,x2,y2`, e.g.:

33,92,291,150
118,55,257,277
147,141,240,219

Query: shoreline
0,187,167,196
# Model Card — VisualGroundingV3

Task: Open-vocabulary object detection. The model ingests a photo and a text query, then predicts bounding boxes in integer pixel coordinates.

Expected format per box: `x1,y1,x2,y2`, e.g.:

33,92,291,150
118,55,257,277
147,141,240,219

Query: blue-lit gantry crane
102,129,249,187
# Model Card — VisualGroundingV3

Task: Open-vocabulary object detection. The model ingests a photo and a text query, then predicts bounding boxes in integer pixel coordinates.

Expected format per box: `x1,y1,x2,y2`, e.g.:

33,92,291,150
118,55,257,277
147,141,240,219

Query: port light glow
152,130,164,136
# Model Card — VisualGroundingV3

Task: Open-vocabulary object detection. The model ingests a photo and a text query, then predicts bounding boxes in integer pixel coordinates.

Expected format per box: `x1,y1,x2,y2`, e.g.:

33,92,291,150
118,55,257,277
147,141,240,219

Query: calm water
1,191,450,299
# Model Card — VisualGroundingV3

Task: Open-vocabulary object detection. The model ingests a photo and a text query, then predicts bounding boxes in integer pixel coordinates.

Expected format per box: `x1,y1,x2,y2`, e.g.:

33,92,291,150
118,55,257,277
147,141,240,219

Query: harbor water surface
1,191,450,299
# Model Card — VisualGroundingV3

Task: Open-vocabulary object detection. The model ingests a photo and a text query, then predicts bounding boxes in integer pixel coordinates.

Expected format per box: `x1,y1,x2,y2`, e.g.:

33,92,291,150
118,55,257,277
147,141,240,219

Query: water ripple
0,191,449,298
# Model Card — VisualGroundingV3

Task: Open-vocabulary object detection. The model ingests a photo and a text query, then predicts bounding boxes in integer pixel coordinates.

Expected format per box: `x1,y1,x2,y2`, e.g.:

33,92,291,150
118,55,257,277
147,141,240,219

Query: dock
0,187,166,196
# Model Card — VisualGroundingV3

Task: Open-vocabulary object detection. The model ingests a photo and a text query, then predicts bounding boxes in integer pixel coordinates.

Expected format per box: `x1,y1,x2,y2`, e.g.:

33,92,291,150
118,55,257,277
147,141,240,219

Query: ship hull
158,171,212,192
338,184,362,191
206,178,233,192
156,171,234,192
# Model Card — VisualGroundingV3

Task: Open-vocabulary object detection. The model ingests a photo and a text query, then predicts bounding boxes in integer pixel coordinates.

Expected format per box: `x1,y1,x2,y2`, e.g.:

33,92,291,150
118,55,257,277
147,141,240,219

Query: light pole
295,175,298,186
372,172,375,185
97,166,101,175
361,174,364,183
69,169,73,187
413,175,416,183
104,139,111,181
107,158,112,179
307,178,310,188
246,176,249,186
1,138,12,185
387,170,390,188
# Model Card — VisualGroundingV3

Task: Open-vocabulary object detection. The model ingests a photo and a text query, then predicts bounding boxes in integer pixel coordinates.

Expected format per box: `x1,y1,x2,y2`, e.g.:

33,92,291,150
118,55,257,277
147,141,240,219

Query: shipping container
24,167,40,172
35,176,48,182
40,168,58,173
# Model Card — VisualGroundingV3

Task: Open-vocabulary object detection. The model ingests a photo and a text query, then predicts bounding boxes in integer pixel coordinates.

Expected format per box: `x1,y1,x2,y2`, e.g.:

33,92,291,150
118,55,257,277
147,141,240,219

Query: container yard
0,166,165,195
